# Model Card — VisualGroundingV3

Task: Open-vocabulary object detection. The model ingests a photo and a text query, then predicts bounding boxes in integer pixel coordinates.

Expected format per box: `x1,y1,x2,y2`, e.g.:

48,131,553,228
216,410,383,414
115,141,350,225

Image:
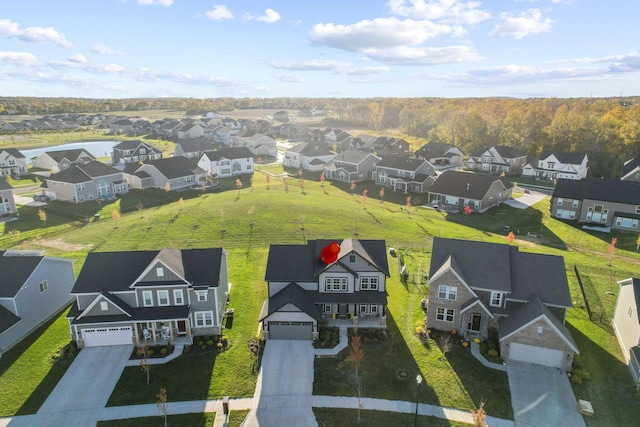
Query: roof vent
466,183,470,190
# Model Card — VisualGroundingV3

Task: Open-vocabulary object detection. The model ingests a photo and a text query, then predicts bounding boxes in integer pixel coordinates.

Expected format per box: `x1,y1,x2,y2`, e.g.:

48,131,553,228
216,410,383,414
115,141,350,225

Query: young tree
111,208,121,227
379,187,385,203
178,197,184,210
164,181,171,192
156,387,169,427
608,237,617,266
470,400,487,427
506,231,516,244
406,196,412,215
299,177,305,194
350,180,356,195
350,335,365,424
320,171,326,187
37,208,46,225
636,234,640,252
235,178,243,199
362,189,368,206
139,341,151,385
266,174,271,190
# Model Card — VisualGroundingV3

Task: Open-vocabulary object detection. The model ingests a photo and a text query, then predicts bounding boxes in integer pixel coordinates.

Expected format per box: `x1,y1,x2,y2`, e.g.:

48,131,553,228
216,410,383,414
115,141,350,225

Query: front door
470,314,481,331
177,320,187,335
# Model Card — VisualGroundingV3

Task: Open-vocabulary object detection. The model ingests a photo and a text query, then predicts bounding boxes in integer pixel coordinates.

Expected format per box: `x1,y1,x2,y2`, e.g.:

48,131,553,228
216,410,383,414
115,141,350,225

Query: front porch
135,319,193,347
321,313,387,328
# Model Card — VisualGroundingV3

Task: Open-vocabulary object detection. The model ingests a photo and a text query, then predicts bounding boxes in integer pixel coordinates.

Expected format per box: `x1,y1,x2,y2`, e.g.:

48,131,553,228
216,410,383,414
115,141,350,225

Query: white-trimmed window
324,304,332,313
438,285,457,300
100,301,108,311
371,305,378,313
325,277,348,292
359,304,367,313
436,307,455,322
194,311,214,327
156,267,164,277
490,292,503,307
556,198,563,206
361,276,379,290
196,290,208,301
38,280,48,293
572,199,579,208
142,290,153,307
174,289,184,305
157,290,169,306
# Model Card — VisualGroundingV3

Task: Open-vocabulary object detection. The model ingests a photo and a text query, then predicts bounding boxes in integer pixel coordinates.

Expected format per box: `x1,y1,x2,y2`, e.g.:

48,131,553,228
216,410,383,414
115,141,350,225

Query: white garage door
509,343,564,368
268,322,313,340
82,326,133,347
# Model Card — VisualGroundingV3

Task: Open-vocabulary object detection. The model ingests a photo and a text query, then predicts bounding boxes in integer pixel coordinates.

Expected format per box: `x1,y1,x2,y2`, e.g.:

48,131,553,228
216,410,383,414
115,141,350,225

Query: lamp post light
415,374,423,427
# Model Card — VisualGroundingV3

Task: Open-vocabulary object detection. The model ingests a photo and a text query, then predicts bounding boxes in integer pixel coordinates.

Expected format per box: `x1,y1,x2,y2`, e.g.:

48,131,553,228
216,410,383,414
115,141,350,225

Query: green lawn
97,412,216,427
313,408,472,427
0,167,638,424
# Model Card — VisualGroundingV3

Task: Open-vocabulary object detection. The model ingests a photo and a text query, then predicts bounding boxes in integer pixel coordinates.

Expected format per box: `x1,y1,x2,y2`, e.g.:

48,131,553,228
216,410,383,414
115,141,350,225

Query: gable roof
622,158,640,177
72,248,224,293
493,145,525,158
42,149,95,163
429,170,512,199
113,140,162,154
0,148,26,159
140,157,205,179
288,142,333,157
329,149,379,164
377,156,432,172
176,137,214,152
47,161,122,184
552,178,640,205
201,147,253,161
539,151,587,165
0,251,44,297
0,305,21,334
415,142,459,158
618,278,640,324
0,177,12,191
259,282,321,322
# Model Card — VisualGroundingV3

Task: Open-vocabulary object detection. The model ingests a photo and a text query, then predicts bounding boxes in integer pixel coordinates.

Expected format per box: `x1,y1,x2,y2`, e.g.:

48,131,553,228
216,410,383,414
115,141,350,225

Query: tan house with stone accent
426,238,578,370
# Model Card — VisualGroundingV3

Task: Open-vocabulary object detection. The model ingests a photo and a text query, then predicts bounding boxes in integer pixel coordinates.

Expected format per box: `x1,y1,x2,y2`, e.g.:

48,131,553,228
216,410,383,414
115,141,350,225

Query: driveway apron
506,361,585,427
242,340,317,427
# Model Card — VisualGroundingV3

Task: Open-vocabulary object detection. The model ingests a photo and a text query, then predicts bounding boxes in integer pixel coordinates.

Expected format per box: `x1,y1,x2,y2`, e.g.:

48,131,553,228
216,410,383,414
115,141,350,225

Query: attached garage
268,321,313,340
508,343,565,368
82,326,133,347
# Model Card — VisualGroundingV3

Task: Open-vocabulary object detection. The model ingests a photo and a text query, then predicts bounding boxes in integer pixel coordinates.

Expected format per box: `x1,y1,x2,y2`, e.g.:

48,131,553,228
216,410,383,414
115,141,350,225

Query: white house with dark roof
414,142,464,169
0,177,17,219
428,170,513,213
260,239,390,340
112,140,163,164
323,150,381,183
67,248,229,348
0,250,75,356
613,278,640,387
283,141,334,171
375,156,437,193
124,156,206,190
467,146,527,175
177,124,205,140
522,151,588,181
198,147,254,177
0,149,28,177
43,161,128,203
622,158,640,182
426,238,579,370
32,149,96,173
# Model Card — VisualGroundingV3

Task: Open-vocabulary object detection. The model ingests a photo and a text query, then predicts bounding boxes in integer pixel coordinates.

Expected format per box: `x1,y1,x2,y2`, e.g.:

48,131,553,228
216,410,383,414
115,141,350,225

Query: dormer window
156,267,164,277
490,292,503,307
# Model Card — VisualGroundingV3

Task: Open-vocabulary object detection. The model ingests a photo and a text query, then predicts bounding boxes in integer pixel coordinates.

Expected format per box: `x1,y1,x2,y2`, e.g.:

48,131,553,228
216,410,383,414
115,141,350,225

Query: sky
1,0,639,99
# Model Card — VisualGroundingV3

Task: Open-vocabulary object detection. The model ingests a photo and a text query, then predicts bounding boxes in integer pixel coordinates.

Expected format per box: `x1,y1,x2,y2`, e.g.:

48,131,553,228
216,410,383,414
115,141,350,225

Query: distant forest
1,96,639,178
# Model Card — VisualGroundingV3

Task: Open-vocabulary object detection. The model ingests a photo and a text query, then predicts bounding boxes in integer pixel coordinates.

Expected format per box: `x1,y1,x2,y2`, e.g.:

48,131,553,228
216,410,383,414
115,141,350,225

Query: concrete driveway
504,191,546,210
506,361,585,427
243,340,317,427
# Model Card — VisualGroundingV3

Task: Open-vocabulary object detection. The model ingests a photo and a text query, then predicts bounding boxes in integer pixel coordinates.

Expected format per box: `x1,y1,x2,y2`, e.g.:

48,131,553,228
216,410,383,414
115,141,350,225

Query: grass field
0,165,639,425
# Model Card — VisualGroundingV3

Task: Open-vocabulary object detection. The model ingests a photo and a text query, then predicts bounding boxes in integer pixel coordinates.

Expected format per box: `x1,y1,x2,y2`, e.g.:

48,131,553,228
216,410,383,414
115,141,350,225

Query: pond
20,140,121,163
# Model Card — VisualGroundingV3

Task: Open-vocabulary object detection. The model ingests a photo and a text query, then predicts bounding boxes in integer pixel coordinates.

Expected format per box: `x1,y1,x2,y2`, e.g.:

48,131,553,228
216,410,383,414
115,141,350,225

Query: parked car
33,194,50,202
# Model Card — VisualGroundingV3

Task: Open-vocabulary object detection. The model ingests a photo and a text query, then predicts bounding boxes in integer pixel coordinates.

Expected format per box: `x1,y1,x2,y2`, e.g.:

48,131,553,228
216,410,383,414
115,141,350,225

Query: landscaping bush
147,349,154,357
486,339,498,352
160,347,168,355
200,344,208,351
207,339,214,346
182,345,191,354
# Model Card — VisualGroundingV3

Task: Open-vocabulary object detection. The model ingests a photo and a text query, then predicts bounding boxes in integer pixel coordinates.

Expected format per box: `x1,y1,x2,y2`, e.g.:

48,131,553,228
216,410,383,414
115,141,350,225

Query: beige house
613,278,640,387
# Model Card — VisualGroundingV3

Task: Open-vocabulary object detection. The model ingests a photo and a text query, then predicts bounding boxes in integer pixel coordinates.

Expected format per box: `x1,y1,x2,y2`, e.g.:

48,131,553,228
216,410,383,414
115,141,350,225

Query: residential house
550,178,640,233
374,137,410,157
160,120,184,138
283,142,334,172
0,250,75,356
0,178,17,219
522,151,589,181
350,134,378,151
124,156,206,190
467,146,527,175
67,247,229,348
32,149,95,173
273,111,290,122
43,161,128,203
233,133,277,158
375,156,437,194
109,119,135,134
622,158,640,182
612,278,640,387
428,170,513,213
112,140,162,165
324,129,353,151
260,238,390,340
174,137,215,159
214,126,239,146
426,238,579,370
198,147,254,178
323,150,381,183
414,142,464,169
0,149,28,177
177,124,205,140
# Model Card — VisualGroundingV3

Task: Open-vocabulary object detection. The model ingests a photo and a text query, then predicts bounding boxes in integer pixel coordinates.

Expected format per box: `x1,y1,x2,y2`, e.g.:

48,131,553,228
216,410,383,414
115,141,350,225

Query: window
547,162,555,169
556,198,563,206
156,267,164,276
38,281,48,293
77,183,86,191
196,290,207,301
359,304,367,313
195,311,214,327
536,326,544,333
350,254,356,263
436,307,455,322
174,289,184,305
490,292,503,307
324,304,332,313
361,277,379,290
100,301,108,311
140,149,146,154
157,290,169,306
370,305,378,313
636,205,640,214
143,290,153,307
438,285,457,300
325,277,347,292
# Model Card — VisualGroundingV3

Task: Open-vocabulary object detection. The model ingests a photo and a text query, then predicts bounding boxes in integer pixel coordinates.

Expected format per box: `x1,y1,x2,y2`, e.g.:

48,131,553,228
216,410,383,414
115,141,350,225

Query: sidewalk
470,341,506,371
124,344,184,367
314,327,348,357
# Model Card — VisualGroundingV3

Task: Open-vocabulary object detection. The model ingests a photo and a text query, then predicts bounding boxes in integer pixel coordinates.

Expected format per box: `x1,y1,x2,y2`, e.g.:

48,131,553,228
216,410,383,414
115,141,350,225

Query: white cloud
0,19,72,48
387,0,491,25
48,59,125,74
269,60,352,71
245,8,281,24
367,45,483,65
68,54,87,64
489,9,554,39
276,73,304,83
91,44,115,55
205,5,233,20
0,51,38,67
339,66,390,76
137,0,173,6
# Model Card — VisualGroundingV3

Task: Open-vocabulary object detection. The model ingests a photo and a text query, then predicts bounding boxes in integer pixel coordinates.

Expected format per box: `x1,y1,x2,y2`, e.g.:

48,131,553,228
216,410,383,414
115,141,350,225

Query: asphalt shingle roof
539,151,587,165
428,170,511,200
552,178,640,205
201,147,253,161
140,157,205,179
47,161,122,184
0,251,43,297
43,149,94,163
376,156,431,171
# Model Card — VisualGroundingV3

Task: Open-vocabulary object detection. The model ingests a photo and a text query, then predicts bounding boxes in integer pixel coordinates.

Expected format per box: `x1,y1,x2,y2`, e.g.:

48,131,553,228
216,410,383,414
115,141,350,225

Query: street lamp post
415,374,423,427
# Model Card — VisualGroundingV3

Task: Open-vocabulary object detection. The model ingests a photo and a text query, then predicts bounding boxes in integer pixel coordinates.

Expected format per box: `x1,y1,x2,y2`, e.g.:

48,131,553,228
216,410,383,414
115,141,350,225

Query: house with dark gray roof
621,158,640,182
323,149,381,183
43,161,128,203
374,156,437,193
0,177,17,219
551,178,640,233
467,146,526,176
283,141,334,172
522,151,588,181
428,170,513,213
67,248,229,348
112,140,162,165
414,142,464,169
0,250,75,356
198,147,254,177
0,148,28,176
426,238,578,370
374,137,410,157
174,137,215,159
124,156,205,190
260,239,390,340
32,149,96,173
613,278,640,387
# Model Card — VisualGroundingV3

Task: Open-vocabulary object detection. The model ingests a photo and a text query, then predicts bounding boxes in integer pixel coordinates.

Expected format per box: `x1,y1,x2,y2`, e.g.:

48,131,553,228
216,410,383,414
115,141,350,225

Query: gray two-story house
112,140,163,164
0,177,17,219
0,149,28,177
323,150,381,183
375,156,437,193
68,248,230,348
42,161,128,203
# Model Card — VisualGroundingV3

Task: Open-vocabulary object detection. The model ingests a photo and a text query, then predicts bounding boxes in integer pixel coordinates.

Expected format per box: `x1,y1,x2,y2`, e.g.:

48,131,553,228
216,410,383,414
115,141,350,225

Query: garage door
268,322,313,340
82,326,133,347
509,343,564,368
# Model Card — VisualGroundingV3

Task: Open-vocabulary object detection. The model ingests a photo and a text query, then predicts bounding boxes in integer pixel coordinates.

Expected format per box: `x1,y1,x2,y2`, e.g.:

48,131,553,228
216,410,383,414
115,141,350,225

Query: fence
574,265,608,324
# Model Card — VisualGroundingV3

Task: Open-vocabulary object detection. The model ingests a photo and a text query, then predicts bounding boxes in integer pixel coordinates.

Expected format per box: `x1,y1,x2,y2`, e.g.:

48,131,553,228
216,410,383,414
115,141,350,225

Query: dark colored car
33,194,50,202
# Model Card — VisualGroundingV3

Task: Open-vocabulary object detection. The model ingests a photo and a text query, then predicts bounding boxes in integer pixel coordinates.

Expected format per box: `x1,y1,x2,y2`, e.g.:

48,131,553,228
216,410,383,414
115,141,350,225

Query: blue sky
1,0,639,99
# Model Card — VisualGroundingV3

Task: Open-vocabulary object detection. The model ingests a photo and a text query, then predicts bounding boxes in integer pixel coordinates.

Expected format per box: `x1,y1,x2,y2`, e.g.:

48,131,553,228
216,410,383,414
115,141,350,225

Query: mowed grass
312,408,473,427
0,168,639,424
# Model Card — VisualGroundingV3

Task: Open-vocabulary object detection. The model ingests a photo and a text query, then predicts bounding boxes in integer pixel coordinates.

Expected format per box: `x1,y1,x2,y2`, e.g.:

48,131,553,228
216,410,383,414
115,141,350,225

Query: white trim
76,294,131,319
500,314,579,354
